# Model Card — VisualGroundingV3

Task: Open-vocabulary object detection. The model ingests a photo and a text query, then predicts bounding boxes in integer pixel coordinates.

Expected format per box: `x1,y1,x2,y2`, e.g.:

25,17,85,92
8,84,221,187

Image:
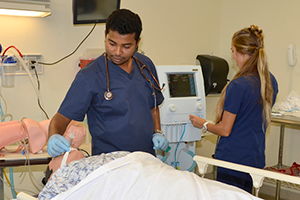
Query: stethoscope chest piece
104,91,113,100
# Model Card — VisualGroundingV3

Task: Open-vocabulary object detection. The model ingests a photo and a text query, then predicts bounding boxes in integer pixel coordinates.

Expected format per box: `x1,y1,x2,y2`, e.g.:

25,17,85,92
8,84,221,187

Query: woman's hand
189,114,206,129
189,111,236,137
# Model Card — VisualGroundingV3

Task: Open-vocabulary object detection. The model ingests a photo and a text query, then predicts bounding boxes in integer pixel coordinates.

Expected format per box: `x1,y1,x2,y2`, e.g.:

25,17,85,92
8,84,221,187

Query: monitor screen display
168,74,196,97
73,0,121,24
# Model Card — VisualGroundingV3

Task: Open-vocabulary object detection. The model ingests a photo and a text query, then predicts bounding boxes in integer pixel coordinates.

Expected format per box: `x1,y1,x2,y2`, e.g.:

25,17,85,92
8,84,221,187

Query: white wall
1,0,222,199
0,0,222,124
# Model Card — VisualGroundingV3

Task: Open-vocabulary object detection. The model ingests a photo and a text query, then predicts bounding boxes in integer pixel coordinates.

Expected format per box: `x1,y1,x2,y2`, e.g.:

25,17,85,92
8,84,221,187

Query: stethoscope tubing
104,53,113,100
104,53,163,101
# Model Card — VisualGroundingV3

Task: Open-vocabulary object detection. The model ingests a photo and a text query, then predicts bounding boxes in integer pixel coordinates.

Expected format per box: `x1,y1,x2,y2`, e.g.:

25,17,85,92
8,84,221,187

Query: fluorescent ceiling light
0,0,51,18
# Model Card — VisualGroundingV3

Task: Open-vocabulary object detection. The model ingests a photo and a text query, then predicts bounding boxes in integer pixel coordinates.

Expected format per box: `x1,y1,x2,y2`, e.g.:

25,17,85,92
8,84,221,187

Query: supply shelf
264,164,300,191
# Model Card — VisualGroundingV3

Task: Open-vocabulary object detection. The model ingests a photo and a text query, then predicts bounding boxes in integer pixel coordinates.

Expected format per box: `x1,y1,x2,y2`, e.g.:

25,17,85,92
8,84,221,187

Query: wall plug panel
15,54,44,75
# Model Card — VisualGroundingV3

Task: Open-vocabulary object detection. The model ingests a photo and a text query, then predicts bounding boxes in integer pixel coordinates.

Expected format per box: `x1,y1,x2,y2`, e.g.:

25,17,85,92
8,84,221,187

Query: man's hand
152,133,169,151
47,134,70,157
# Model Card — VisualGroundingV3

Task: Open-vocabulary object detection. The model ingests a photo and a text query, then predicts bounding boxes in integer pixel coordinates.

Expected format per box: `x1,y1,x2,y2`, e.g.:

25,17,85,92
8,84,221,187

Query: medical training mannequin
189,25,278,193
47,9,169,158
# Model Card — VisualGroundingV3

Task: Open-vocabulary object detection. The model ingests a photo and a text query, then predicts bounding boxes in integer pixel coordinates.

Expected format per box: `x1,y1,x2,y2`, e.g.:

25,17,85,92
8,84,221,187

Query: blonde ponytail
215,25,273,126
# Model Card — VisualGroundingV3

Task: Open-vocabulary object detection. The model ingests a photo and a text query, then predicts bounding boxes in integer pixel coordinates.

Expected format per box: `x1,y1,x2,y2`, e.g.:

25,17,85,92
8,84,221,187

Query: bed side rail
193,155,300,196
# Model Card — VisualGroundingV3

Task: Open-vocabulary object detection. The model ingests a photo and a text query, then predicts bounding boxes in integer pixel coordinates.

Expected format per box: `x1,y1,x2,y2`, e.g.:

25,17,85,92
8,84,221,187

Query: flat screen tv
73,0,121,24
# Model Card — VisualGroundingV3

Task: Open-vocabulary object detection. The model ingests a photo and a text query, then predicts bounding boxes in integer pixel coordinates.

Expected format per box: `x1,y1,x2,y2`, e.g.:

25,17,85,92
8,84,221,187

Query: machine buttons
169,104,177,112
196,103,204,110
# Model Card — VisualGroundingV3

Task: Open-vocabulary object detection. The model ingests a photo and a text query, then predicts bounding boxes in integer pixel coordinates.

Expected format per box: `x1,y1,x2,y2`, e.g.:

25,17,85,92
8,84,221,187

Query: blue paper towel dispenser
196,55,229,96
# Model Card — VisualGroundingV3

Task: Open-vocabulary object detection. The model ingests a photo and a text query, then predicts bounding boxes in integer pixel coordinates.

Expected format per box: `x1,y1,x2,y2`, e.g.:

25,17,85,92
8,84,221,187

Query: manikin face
231,42,250,69
105,30,140,68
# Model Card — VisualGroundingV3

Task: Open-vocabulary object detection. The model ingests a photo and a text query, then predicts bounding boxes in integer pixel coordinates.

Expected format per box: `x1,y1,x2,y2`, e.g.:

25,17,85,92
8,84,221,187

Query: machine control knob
196,103,204,110
169,104,177,112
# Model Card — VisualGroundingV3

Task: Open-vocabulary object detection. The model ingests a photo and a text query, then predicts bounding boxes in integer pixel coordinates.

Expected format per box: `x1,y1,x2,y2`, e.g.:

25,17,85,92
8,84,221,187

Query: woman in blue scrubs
46,9,169,157
189,25,278,193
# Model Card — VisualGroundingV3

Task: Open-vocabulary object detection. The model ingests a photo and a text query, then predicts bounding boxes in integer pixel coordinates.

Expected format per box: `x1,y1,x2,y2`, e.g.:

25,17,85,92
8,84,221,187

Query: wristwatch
203,121,210,132
153,129,163,134
153,130,166,137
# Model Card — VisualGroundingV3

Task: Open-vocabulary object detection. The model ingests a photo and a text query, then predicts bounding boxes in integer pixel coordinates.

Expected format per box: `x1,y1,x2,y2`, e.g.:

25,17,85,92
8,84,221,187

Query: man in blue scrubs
47,9,168,157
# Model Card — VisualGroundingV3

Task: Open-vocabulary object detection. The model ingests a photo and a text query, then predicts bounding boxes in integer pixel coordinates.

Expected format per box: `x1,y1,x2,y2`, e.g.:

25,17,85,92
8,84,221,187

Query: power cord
38,23,97,66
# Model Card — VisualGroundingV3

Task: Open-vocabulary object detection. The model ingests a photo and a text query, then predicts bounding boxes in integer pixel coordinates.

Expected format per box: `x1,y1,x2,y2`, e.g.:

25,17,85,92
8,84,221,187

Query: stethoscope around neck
104,53,165,100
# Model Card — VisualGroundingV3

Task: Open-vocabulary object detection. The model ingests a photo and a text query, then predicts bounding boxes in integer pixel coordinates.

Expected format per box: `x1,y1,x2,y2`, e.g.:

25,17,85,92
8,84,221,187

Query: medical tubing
33,68,49,119
14,53,46,119
14,53,41,99
2,46,23,58
174,125,186,169
1,113,13,122
0,98,3,114
161,152,170,163
9,167,17,199
182,148,197,172
0,56,13,121
160,146,171,163
0,99,3,120
188,161,197,172
3,169,18,197
0,91,13,121
1,169,34,195
20,133,45,189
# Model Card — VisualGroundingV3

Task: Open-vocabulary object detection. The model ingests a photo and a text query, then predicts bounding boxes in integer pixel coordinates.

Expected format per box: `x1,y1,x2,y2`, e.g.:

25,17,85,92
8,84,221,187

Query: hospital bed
194,155,300,197
14,152,300,200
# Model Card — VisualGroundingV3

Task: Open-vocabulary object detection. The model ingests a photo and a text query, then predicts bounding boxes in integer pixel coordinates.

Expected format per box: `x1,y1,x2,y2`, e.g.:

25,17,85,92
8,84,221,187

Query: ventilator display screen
167,74,196,97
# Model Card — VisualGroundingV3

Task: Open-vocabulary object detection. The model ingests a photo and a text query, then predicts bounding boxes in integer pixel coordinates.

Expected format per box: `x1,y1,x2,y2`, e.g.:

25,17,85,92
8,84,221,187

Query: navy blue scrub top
215,73,278,168
58,52,164,156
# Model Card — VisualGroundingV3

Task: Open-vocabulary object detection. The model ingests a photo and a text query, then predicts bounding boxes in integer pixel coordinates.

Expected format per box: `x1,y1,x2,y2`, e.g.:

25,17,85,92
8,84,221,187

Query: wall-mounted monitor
73,0,121,25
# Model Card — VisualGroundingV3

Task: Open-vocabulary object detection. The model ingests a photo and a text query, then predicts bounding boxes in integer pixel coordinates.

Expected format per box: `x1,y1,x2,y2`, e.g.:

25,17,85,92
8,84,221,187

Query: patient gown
38,151,130,200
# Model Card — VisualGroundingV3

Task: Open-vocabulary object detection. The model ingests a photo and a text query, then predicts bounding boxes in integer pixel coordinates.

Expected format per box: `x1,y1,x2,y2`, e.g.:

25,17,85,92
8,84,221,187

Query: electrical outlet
15,54,44,75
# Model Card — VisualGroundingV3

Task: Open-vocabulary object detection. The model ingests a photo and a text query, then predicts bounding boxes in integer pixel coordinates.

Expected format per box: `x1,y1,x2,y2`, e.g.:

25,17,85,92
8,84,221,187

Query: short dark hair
105,9,142,43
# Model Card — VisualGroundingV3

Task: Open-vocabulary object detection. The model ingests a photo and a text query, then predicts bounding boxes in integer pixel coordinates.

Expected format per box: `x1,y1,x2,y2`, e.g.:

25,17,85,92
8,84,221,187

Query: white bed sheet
50,152,261,200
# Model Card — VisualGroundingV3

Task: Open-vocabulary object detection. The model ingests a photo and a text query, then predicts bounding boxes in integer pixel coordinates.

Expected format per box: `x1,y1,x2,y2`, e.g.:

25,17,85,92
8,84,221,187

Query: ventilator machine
156,65,206,171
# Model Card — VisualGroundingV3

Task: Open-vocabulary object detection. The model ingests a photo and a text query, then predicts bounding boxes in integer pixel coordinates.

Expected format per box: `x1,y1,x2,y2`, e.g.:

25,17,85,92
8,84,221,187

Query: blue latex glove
152,133,169,151
47,134,71,157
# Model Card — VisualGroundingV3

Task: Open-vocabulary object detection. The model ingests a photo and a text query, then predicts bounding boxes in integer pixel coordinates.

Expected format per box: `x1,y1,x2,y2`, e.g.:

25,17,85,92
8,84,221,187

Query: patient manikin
0,118,86,154
42,121,87,184
0,119,49,153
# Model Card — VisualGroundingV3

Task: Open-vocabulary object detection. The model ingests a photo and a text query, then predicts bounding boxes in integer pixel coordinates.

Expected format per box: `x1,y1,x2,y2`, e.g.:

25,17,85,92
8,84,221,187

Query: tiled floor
259,183,300,200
